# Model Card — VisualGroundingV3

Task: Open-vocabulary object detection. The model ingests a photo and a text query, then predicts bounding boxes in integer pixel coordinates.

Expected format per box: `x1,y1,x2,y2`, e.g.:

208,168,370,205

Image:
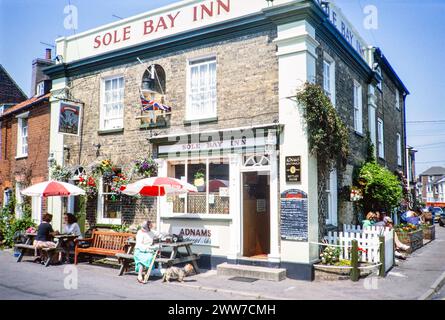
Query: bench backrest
91,231,134,252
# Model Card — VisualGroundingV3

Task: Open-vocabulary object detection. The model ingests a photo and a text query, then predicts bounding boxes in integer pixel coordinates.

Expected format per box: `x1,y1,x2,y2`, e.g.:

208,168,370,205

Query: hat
383,217,393,224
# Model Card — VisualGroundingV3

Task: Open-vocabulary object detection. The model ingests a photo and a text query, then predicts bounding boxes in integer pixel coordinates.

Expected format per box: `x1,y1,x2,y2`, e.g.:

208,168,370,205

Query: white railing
323,225,394,272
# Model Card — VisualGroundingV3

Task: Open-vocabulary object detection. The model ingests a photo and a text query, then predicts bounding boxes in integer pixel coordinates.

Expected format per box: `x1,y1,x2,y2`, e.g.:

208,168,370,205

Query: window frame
167,156,230,216
16,112,29,159
100,75,125,131
96,177,122,225
186,56,217,121
395,88,400,111
396,133,402,166
323,53,336,107
353,80,363,134
377,118,385,159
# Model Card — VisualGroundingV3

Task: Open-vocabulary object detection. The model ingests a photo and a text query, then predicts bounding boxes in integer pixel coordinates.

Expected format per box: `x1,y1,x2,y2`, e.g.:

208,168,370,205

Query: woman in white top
63,213,82,238
134,220,160,283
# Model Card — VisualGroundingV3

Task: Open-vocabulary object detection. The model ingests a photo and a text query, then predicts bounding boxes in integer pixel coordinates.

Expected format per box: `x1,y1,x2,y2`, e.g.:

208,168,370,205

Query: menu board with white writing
280,189,308,241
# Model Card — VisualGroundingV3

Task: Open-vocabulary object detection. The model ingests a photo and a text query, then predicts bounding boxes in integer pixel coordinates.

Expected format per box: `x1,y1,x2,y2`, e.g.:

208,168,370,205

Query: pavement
1,226,445,300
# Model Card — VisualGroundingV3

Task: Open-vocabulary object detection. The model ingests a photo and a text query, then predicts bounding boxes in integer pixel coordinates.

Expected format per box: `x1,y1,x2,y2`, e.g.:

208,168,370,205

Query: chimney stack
45,48,52,60
30,49,55,96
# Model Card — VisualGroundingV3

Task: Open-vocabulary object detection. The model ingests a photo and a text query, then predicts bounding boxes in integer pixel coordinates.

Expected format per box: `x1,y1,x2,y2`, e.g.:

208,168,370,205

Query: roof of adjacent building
0,93,50,119
419,166,445,177
0,64,28,104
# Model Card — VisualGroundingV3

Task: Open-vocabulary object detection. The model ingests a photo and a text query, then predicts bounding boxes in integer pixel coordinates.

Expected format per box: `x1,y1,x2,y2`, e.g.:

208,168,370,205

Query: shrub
358,161,403,213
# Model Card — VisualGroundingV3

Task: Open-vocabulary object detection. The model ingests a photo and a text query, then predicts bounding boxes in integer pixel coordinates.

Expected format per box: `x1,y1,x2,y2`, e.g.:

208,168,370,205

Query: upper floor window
187,57,217,121
353,81,363,134
377,118,384,159
323,54,336,107
16,113,28,158
397,133,402,166
395,88,400,110
101,76,124,130
36,81,45,96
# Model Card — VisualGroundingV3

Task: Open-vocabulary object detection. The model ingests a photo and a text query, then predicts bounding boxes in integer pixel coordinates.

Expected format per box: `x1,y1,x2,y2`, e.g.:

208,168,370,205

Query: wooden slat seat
14,244,36,250
74,230,134,265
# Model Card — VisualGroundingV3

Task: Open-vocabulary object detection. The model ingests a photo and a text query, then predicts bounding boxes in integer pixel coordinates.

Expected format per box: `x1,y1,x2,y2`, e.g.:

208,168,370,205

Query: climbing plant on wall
296,82,350,240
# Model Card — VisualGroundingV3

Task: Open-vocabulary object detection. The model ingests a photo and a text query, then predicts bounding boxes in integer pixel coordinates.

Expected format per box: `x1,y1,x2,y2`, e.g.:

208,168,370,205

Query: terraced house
43,0,409,280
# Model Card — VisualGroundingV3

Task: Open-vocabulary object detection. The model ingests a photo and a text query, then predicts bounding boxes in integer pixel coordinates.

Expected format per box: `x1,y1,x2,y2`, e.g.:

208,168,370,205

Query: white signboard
58,0,290,63
159,136,266,154
314,0,369,61
171,226,218,246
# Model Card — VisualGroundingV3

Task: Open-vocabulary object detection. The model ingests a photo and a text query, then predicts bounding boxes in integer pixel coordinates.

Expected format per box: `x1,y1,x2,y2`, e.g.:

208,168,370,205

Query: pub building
44,0,409,280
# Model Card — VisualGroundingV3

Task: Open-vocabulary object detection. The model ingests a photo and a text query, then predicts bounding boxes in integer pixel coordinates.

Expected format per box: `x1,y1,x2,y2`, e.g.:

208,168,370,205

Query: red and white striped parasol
121,177,197,197
21,180,86,197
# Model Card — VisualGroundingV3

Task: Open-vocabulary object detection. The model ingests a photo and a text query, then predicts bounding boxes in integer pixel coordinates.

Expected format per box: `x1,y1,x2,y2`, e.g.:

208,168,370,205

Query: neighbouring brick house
0,50,54,221
44,0,409,280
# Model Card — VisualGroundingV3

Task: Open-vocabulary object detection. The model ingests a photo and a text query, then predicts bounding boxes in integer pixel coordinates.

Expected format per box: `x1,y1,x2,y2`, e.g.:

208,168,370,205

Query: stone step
217,262,286,282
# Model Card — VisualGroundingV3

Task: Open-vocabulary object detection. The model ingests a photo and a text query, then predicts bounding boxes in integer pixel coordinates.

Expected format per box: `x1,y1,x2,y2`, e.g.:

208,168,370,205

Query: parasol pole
156,185,161,229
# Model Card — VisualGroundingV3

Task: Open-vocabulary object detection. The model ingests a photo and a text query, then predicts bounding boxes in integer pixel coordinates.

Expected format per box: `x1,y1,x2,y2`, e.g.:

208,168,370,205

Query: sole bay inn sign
58,0,276,63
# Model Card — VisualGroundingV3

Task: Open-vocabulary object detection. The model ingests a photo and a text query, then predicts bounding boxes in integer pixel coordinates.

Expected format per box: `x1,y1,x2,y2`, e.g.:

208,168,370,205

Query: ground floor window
97,178,122,224
167,157,230,215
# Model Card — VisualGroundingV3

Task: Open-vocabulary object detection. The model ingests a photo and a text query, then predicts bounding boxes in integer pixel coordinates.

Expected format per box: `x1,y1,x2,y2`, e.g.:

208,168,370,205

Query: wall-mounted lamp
94,143,101,158
55,55,64,63
64,145,71,161
266,0,274,7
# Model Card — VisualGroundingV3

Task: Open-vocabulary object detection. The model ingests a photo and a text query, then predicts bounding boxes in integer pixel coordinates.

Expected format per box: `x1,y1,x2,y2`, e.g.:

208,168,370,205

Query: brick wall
64,28,279,226
0,102,50,212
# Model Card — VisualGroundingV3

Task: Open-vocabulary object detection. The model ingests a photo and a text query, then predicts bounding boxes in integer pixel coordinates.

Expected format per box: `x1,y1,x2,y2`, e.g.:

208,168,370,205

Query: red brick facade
0,96,51,210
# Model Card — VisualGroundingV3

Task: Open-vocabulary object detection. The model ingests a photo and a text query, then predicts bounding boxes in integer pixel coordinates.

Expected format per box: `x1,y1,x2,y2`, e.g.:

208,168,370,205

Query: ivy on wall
296,82,350,240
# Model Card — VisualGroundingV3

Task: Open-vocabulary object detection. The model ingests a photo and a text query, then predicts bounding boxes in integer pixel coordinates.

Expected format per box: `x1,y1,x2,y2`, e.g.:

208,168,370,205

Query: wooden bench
74,230,135,265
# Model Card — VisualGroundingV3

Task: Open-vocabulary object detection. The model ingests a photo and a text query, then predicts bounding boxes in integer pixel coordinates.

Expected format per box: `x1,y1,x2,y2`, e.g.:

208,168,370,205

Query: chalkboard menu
280,189,308,241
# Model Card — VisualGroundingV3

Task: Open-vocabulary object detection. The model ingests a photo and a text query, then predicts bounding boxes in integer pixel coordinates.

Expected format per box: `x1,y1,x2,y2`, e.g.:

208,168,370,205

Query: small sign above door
285,156,301,183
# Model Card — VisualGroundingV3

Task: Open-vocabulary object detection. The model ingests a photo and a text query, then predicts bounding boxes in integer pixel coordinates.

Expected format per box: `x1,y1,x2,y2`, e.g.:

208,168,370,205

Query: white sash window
187,57,217,121
353,81,363,134
101,76,124,130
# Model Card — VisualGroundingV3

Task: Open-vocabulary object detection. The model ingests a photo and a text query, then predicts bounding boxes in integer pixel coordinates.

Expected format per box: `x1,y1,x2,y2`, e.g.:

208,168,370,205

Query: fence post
350,240,359,282
379,235,385,277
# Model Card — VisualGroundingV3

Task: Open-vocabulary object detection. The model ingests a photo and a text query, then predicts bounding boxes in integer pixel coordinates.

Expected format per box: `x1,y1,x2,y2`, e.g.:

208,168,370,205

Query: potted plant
194,171,205,187
133,157,158,178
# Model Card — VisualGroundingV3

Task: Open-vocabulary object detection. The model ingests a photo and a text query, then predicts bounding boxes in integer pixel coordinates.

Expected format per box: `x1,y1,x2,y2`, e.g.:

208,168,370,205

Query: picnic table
116,240,200,277
15,233,78,267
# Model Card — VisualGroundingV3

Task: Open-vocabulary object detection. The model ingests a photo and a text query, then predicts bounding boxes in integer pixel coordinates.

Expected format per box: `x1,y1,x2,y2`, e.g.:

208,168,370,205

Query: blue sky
0,0,444,174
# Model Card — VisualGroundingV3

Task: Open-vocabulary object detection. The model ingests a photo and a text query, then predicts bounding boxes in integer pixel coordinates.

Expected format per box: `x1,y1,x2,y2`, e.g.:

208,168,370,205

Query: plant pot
194,178,205,187
396,229,423,253
422,225,435,241
313,263,374,281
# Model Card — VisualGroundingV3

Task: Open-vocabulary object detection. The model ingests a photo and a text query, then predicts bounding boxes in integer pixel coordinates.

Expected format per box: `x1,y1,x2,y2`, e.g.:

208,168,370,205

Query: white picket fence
323,225,394,272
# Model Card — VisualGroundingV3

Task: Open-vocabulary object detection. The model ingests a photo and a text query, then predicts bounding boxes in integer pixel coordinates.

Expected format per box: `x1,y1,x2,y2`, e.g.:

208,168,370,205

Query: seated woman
362,212,376,228
134,220,160,284
34,213,59,263
384,217,410,259
60,213,83,263
63,213,82,238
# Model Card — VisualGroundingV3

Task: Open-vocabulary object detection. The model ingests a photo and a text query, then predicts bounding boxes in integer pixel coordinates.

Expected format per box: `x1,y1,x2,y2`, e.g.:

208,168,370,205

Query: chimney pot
45,48,52,60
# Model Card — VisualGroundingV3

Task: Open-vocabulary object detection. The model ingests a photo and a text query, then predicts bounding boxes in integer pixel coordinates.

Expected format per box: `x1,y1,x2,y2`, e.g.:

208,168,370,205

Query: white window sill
184,116,218,124
15,155,28,160
98,128,124,135
161,213,232,221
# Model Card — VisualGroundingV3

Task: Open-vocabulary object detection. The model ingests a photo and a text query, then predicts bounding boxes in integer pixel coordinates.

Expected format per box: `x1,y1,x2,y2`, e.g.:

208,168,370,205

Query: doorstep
217,262,286,282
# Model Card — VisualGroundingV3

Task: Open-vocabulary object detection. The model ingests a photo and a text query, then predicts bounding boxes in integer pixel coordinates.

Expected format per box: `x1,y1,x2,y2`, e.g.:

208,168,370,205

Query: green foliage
111,224,130,233
358,161,403,212
50,163,73,182
296,82,350,172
